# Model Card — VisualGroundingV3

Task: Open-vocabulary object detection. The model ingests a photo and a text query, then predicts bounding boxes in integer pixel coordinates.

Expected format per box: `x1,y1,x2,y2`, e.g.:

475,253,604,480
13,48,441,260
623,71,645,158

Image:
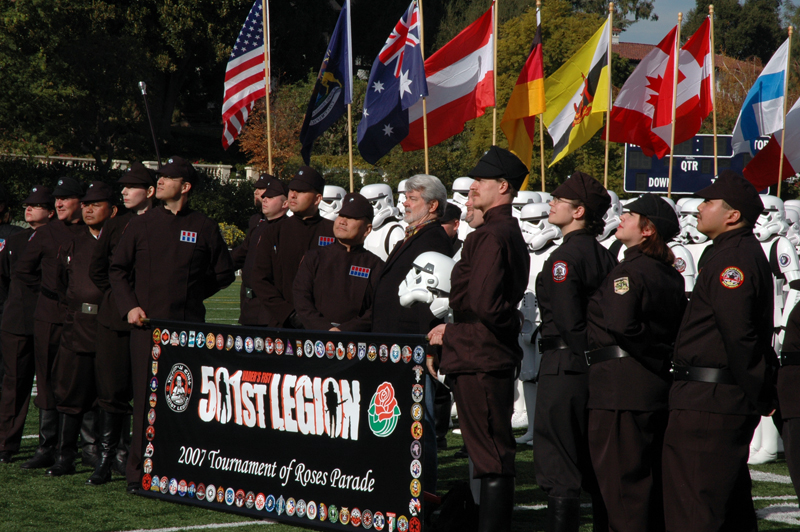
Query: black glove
285,311,305,330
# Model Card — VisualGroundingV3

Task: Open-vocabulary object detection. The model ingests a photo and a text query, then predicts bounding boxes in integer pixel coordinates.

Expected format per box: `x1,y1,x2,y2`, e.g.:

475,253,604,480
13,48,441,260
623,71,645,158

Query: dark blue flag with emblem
299,0,353,164
356,0,428,165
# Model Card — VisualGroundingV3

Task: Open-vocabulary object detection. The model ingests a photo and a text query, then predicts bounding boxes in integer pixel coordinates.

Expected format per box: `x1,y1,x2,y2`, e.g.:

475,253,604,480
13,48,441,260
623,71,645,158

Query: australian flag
299,0,353,164
357,0,427,165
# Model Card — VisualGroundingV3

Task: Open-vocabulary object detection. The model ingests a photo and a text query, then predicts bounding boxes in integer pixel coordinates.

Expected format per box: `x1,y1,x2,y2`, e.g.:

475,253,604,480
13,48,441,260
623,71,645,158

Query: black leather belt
673,365,737,385
781,351,800,366
585,345,630,366
453,310,479,324
40,286,59,301
538,336,569,352
69,302,98,314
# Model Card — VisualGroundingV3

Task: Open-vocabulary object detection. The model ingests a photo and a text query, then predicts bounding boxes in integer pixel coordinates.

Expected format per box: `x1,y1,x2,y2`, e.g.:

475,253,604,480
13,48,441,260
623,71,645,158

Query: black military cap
338,193,373,220
468,146,529,191
253,173,274,189
119,161,157,187
552,171,611,215
626,193,680,241
53,177,85,198
81,181,114,203
288,166,325,193
156,156,199,186
440,202,463,224
695,169,763,224
23,186,54,206
261,178,289,199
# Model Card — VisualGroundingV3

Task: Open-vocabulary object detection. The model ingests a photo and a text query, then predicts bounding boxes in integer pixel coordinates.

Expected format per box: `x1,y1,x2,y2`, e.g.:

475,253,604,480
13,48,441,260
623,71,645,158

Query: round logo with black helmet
165,363,193,412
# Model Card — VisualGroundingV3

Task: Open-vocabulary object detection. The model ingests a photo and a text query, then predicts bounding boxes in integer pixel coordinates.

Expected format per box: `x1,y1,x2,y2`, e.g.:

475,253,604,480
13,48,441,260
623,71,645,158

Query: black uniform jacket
109,206,235,322
89,212,133,332
0,227,37,335
372,222,453,335
15,219,84,324
58,226,104,353
293,241,384,332
440,204,529,374
536,229,617,374
250,213,334,328
779,303,800,419
0,223,24,312
236,215,286,325
670,226,776,416
586,245,687,411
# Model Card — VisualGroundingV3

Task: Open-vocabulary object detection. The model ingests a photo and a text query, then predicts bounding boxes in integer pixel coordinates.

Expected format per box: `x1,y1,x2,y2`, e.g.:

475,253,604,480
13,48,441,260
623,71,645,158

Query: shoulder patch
613,277,630,294
673,257,686,273
552,261,568,283
720,266,744,289
0,239,4,252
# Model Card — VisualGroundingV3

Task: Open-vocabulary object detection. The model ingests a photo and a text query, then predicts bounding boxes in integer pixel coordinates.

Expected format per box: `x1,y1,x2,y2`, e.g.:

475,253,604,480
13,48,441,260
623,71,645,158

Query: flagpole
492,0,498,146
709,4,718,176
667,13,682,199
778,25,793,198
603,2,613,189
348,105,354,192
261,0,273,174
418,0,430,175
537,0,546,192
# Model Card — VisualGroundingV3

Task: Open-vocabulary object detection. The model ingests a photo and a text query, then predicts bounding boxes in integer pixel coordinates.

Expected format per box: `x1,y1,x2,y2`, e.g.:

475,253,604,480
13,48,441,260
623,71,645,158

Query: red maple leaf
645,74,663,109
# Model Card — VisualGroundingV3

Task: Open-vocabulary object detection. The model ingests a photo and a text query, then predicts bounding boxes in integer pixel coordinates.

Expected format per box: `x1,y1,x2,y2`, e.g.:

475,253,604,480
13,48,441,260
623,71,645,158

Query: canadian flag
400,4,494,152
607,18,713,158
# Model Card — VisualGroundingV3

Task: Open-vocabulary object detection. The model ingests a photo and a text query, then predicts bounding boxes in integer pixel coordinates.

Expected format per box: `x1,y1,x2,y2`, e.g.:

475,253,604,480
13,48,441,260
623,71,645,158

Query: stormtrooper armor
397,251,456,320
397,179,408,215
512,191,542,218
677,198,711,266
784,206,800,248
669,242,697,294
598,191,622,242
319,185,347,221
361,183,405,260
451,177,475,242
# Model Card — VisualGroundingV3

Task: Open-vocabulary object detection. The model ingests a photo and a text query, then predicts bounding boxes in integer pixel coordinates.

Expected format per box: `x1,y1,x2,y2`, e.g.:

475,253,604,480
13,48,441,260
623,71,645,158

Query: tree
572,0,657,30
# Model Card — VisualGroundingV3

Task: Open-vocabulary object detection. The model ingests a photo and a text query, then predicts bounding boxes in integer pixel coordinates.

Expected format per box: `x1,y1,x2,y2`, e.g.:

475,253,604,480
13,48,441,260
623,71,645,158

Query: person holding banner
109,156,235,494
428,146,530,532
533,171,616,531
293,192,383,332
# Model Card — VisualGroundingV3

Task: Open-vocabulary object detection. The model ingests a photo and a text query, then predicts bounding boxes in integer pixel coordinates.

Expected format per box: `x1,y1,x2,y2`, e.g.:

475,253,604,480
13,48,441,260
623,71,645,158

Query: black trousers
95,323,132,414
588,409,667,532
0,332,35,452
782,417,800,503
662,410,759,532
52,345,96,416
33,320,61,410
450,370,516,477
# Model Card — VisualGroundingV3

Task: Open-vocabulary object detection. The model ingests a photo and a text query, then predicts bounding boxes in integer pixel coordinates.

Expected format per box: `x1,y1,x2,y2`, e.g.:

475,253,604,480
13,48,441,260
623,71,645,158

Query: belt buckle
537,339,543,352
584,351,592,366
245,287,254,299
81,303,97,315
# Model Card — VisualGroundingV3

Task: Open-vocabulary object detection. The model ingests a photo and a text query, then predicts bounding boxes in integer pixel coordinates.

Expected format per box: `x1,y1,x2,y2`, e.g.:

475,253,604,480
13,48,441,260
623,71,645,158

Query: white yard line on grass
750,469,793,484
758,504,800,525
120,521,275,532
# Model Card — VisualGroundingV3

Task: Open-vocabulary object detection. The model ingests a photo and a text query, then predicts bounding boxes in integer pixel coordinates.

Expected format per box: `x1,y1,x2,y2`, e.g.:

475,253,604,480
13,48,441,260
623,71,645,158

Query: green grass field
1,279,799,531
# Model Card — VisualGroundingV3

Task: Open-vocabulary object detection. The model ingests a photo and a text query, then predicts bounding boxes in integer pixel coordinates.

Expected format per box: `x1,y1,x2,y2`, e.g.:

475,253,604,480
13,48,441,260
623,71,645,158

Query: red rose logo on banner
369,382,401,437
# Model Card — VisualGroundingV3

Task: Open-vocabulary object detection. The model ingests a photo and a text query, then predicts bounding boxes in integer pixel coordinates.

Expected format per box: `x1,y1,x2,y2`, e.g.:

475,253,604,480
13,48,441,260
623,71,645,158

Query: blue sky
622,0,698,44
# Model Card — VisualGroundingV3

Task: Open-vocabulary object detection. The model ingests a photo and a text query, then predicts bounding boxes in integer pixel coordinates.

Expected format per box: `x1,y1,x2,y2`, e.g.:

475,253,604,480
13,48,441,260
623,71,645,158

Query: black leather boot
45,413,81,477
477,475,515,532
591,491,609,532
80,408,100,468
20,409,59,469
546,496,581,532
433,388,452,449
114,414,131,476
87,410,123,486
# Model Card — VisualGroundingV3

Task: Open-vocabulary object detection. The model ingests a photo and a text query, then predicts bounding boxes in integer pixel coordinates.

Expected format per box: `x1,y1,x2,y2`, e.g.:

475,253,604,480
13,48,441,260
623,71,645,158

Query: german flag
500,6,546,184
543,18,610,166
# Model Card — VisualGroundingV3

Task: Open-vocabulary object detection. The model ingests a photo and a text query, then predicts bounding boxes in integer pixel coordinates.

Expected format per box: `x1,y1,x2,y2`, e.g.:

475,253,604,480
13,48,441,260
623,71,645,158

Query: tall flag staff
261,0,272,173
778,26,793,198
419,0,430,174
710,4,718,175
346,0,354,191
603,2,614,188
667,13,683,198
492,0,499,146
538,0,545,191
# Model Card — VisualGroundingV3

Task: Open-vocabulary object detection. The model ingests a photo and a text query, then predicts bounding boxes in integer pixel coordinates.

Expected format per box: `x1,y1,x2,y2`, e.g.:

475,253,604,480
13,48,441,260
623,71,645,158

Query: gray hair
405,174,447,218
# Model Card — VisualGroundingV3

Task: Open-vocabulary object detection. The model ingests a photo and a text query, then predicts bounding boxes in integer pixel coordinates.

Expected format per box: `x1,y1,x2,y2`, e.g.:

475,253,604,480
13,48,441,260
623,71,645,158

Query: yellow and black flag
543,18,610,166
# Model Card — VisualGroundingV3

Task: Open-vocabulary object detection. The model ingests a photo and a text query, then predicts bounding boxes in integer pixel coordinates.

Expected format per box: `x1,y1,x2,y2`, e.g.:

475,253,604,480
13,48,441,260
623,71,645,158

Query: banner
135,320,427,532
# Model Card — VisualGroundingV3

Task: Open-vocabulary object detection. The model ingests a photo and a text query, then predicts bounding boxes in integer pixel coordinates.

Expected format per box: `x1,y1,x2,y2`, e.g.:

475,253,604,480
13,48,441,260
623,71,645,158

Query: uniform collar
711,226,754,248
482,203,513,223
562,228,593,243
621,244,643,262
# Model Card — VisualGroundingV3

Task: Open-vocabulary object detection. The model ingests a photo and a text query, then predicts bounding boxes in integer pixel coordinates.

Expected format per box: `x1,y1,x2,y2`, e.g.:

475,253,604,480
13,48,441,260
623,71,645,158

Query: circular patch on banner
324,341,333,359
277,495,286,515
148,408,156,425
402,346,413,363
412,365,423,383
265,338,273,354
235,489,245,507
150,475,160,491
235,336,243,352
303,339,313,357
410,440,422,460
351,508,362,527
165,364,193,413
398,516,409,532
412,384,423,403
286,497,296,516
413,346,425,364
245,337,254,353
161,330,170,345
149,393,157,408
411,421,423,440
144,442,154,458
674,257,686,273
170,332,179,346
780,253,791,267
179,331,188,346
196,332,205,349
275,338,284,355
205,484,215,501
255,492,266,511
411,403,422,421
374,512,385,531
379,345,389,363
410,459,421,479
338,342,347,360
358,343,367,360
265,494,276,512
152,344,161,360
368,345,378,361
188,482,196,498
152,329,161,344
340,507,351,525
216,486,225,504
151,361,158,376
362,509,373,529
552,261,568,283
160,476,169,494
368,382,401,437
245,491,255,509
149,377,158,392
178,480,187,497
329,504,339,523
390,344,401,363
197,483,206,501
206,333,215,349
410,479,421,497
348,343,357,359
216,334,225,350
296,499,307,518
141,474,150,491
146,426,155,441
409,517,421,532
143,458,153,474
720,266,744,289
319,502,328,521
409,498,420,516
225,487,235,506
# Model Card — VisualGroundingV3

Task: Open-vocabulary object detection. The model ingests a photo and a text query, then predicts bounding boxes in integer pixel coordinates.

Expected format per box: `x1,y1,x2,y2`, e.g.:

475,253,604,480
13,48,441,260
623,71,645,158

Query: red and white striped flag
221,0,269,149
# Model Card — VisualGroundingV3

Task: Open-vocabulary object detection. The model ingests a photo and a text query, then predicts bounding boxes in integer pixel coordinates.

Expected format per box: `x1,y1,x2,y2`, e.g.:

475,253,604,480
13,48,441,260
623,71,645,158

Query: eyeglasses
552,197,578,207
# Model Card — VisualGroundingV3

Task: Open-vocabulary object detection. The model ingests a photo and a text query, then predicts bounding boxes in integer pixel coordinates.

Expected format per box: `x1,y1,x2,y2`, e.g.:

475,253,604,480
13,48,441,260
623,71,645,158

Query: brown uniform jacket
440,204,529,374
237,215,286,325
15,219,84,324
250,212,334,327
536,229,618,374
670,226,776,416
586,245,687,411
108,206,235,322
89,212,133,331
0,227,37,335
58,226,104,353
293,241,384,332
0,223,24,314
779,302,800,419
372,221,453,335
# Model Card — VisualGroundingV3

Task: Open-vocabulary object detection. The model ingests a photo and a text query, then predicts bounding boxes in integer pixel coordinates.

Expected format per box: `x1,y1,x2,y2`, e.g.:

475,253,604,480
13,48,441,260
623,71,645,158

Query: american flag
221,0,269,149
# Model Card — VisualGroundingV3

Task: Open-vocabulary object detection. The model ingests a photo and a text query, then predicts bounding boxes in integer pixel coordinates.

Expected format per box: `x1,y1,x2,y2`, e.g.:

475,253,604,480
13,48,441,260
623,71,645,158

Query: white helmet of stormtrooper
397,179,408,215
754,194,789,242
361,183,400,229
538,192,553,204
784,208,800,247
451,177,474,208
398,252,456,319
660,196,680,217
599,191,622,241
678,198,708,244
319,186,347,221
520,202,562,251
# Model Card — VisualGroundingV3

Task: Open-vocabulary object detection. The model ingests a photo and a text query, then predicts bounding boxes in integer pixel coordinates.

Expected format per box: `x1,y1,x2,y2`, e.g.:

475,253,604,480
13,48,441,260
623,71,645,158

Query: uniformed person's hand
128,306,147,326
330,327,341,332
427,324,446,345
